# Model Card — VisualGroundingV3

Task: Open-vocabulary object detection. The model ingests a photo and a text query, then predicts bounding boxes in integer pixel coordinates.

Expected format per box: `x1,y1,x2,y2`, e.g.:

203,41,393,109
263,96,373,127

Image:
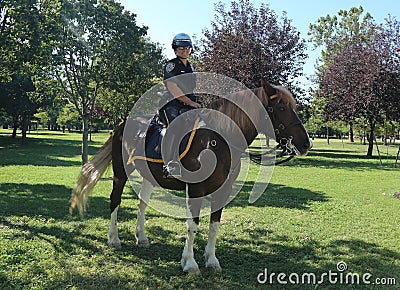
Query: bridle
249,100,302,166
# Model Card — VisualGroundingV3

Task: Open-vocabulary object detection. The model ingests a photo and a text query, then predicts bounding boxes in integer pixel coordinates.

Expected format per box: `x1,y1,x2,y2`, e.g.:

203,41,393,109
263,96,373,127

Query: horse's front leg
181,217,200,274
135,179,153,247
204,209,222,271
181,193,202,274
204,181,233,271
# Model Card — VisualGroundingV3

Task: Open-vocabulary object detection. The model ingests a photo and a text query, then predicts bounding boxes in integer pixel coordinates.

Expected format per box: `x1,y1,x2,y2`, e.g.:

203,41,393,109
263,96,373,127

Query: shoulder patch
165,62,175,73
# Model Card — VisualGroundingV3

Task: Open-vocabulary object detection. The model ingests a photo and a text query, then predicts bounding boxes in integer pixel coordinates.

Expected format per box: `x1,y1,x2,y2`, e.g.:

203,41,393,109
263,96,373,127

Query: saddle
127,116,202,165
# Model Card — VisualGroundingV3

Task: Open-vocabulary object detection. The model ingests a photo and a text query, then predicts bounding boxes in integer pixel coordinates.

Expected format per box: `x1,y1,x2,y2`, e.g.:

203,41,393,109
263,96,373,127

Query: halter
248,102,301,166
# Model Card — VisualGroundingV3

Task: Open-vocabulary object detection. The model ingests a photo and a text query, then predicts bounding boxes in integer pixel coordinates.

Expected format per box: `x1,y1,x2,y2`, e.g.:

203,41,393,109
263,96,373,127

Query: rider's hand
190,101,201,109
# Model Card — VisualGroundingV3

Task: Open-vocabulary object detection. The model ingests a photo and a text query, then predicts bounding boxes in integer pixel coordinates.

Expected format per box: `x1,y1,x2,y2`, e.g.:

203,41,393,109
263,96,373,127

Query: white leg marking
181,219,200,274
204,222,221,271
135,179,153,248
107,205,121,249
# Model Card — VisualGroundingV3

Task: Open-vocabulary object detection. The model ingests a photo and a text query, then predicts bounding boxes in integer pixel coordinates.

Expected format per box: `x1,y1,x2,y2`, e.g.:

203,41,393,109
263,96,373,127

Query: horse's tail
69,135,113,216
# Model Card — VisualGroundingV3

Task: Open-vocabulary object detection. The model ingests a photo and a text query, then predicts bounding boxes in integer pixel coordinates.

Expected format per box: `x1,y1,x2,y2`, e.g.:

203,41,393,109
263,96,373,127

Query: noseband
249,103,301,166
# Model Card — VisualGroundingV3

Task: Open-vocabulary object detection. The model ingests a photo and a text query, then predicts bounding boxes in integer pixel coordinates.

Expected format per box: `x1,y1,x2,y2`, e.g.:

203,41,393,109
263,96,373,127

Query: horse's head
260,78,312,156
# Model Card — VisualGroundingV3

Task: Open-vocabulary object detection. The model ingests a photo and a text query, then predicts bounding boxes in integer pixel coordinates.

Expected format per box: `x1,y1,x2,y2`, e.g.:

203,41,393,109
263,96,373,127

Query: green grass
0,129,399,289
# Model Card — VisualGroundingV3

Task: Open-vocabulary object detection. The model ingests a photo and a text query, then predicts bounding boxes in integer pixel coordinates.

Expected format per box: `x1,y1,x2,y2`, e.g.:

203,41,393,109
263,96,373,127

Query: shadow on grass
207,233,400,289
0,182,109,218
0,135,106,167
287,148,397,170
90,225,400,289
0,182,398,289
228,181,328,210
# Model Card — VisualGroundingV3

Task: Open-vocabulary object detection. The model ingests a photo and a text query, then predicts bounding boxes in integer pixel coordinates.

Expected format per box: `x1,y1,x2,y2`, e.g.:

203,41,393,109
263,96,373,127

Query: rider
159,33,201,178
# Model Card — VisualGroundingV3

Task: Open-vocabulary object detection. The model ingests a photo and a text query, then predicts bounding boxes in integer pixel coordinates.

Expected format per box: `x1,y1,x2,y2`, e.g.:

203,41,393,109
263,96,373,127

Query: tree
321,41,380,155
308,6,377,55
52,0,163,164
378,17,400,122
0,0,65,141
197,0,307,98
304,90,327,139
0,74,36,142
0,0,61,78
0,108,12,128
33,110,50,128
57,103,81,132
309,7,400,157
308,6,378,143
31,73,67,131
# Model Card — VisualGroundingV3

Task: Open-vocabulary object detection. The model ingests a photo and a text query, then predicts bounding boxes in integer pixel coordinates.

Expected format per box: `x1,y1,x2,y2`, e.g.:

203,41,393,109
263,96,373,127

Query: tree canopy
51,0,163,163
197,0,307,99
309,7,400,156
0,0,163,163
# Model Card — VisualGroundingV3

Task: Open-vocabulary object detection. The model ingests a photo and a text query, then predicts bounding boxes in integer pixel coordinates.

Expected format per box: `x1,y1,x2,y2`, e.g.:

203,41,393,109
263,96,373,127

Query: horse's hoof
108,240,122,249
205,256,222,271
181,259,201,275
184,266,201,275
206,262,222,272
136,239,150,248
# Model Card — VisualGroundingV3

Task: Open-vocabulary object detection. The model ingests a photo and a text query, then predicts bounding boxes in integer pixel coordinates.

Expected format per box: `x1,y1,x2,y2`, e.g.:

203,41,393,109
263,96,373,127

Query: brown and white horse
69,78,312,274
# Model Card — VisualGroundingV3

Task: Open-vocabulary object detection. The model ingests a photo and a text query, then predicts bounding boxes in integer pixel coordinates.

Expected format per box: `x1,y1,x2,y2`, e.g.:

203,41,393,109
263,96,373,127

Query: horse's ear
260,78,277,97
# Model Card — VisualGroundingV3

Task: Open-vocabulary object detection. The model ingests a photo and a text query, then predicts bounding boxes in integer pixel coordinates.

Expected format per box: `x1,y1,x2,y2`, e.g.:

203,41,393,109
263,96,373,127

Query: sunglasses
177,46,191,51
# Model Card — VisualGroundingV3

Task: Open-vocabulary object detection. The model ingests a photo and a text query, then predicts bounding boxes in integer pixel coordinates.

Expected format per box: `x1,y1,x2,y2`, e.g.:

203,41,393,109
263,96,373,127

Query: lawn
0,129,399,289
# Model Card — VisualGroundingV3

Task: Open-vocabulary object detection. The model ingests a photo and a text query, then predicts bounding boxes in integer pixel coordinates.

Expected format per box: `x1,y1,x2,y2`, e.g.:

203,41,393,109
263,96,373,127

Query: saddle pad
127,117,201,164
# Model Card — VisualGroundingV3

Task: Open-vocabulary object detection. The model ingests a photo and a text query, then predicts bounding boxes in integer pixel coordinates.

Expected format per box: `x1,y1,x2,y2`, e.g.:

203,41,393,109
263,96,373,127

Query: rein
249,139,295,166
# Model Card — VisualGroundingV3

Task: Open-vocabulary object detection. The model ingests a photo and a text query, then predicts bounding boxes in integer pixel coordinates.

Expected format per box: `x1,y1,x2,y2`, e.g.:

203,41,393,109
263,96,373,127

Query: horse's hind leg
107,173,127,249
135,178,153,247
108,205,122,249
107,129,129,249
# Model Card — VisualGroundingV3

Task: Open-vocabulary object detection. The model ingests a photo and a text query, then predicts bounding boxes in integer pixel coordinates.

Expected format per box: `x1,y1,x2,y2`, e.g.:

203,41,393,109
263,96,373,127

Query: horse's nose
304,139,313,151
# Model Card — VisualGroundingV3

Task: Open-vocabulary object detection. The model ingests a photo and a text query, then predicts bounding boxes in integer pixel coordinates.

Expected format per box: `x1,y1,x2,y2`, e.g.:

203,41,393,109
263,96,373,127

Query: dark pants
159,104,193,163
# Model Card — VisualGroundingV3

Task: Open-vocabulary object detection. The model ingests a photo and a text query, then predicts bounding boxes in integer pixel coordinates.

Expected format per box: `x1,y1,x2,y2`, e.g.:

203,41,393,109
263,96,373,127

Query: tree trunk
21,114,28,145
348,122,354,142
326,126,330,144
12,116,18,138
82,115,89,165
363,127,366,145
12,124,17,138
367,120,375,158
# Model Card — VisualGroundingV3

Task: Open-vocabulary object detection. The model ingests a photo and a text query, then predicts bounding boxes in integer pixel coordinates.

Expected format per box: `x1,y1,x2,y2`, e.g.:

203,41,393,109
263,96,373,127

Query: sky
119,0,400,89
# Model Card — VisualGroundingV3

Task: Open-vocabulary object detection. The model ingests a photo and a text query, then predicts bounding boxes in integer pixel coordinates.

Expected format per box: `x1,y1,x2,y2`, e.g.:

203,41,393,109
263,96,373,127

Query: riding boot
163,160,182,178
163,133,182,179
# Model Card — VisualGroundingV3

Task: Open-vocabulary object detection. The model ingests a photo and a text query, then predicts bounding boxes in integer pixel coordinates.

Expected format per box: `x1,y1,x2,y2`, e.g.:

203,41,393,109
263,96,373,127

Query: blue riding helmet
172,33,193,49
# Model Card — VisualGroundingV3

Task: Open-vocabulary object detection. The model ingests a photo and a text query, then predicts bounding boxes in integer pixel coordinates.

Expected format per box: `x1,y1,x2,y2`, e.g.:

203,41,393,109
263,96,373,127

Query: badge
165,62,175,73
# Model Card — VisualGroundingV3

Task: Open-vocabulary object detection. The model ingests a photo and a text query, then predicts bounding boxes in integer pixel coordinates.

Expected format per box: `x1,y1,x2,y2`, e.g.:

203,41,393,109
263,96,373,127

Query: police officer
160,33,201,178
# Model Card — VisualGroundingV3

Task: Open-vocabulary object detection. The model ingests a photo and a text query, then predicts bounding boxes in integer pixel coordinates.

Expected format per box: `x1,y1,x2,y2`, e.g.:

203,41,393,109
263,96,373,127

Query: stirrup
163,161,182,178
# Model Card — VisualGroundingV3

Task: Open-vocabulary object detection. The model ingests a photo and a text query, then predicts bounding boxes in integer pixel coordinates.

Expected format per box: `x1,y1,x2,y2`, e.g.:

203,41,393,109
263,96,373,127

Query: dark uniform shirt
163,57,197,106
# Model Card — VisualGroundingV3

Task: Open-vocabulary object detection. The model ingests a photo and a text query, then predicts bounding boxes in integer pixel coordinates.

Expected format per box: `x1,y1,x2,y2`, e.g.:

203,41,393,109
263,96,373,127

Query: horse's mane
205,89,259,142
272,86,297,110
204,85,296,142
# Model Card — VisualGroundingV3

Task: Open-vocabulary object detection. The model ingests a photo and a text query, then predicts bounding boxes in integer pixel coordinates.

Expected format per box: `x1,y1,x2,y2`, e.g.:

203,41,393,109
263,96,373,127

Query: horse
69,78,312,274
